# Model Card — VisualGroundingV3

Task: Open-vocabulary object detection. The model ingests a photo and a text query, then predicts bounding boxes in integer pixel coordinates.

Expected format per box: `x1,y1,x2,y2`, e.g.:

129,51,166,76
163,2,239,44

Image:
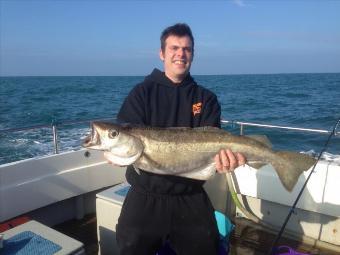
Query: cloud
232,0,246,7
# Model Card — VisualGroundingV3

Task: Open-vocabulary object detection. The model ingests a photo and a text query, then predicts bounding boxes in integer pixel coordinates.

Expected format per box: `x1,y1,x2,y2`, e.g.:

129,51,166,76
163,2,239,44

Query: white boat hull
0,149,126,223
232,161,340,246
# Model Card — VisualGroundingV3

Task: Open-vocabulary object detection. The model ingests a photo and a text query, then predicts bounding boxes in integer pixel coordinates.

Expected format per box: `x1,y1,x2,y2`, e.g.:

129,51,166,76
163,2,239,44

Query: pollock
83,122,316,191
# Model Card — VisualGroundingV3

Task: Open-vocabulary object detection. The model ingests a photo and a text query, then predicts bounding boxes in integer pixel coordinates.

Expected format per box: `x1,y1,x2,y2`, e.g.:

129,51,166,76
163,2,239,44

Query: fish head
83,122,144,165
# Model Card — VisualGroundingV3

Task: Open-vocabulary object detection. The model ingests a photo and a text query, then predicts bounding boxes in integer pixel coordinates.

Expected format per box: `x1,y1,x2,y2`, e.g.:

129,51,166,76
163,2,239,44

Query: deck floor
54,214,99,255
54,214,338,255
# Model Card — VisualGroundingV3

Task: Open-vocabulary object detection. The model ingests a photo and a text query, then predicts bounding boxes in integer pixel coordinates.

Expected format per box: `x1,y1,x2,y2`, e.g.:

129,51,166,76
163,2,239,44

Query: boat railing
220,120,338,136
0,117,115,154
0,118,338,156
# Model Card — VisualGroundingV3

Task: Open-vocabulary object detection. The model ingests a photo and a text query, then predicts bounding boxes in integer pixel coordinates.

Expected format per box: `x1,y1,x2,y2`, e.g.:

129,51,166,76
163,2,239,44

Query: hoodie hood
145,68,196,88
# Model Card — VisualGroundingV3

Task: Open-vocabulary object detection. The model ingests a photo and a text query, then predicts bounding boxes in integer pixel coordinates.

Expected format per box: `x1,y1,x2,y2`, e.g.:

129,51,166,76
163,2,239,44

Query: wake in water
303,150,340,165
0,126,90,164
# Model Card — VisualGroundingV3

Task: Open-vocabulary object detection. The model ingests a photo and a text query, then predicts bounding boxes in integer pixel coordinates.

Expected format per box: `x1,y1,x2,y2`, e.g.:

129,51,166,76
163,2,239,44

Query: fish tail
272,151,317,191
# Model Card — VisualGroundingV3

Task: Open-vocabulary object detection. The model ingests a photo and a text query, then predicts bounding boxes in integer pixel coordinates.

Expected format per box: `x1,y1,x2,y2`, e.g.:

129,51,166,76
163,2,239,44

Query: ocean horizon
1,71,339,78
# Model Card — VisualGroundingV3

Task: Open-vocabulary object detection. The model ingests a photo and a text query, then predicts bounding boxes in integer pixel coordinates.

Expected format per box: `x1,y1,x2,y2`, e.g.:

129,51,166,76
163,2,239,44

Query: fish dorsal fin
246,135,272,148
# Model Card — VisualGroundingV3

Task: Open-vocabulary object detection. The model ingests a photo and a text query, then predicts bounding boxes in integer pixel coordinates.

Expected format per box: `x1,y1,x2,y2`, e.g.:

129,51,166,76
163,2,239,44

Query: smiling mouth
174,60,186,65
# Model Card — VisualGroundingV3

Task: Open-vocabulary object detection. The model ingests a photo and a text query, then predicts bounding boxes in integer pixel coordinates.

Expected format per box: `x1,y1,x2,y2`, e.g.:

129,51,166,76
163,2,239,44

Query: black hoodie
117,68,221,194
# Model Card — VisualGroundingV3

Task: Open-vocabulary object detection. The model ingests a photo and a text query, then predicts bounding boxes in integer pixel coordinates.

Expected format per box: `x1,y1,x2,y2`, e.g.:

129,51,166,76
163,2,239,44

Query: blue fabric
215,211,234,255
214,211,234,240
0,231,62,255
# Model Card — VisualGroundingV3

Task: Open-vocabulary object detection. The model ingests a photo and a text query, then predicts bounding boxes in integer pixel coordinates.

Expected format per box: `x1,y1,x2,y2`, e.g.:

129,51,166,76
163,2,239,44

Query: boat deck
54,214,339,255
54,214,99,255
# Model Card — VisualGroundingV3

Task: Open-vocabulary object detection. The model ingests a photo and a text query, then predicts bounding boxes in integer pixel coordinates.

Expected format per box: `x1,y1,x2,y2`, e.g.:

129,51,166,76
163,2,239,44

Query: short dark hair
160,23,194,53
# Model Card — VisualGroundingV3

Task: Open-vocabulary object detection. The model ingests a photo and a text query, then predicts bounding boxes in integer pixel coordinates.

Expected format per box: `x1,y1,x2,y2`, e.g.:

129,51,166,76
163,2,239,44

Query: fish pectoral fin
246,135,272,148
177,162,216,180
133,164,141,175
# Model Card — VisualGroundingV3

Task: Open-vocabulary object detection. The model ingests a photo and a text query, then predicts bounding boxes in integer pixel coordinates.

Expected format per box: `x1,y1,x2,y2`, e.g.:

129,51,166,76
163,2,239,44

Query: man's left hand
214,149,246,173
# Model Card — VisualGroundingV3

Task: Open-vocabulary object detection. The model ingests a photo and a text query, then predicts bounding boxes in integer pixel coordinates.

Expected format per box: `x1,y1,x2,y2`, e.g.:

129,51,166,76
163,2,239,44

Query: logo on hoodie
192,102,202,116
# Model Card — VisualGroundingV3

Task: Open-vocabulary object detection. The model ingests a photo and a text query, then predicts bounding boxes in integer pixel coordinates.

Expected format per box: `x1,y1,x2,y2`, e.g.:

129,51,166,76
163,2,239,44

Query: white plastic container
96,182,130,255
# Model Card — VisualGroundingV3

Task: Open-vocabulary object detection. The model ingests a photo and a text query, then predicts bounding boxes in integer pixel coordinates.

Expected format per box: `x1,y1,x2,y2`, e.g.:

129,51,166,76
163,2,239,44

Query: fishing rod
268,117,340,255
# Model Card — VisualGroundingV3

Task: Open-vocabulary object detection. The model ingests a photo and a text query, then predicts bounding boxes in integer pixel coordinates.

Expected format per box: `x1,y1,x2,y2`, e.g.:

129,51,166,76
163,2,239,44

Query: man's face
160,35,193,83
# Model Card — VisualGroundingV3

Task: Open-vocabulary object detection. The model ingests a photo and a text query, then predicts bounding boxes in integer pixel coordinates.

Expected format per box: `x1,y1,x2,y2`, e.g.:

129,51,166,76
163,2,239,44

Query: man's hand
214,149,246,173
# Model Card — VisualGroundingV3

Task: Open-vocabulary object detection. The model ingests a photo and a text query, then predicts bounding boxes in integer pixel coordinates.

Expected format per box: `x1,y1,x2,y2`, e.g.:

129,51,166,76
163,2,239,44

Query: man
107,23,245,255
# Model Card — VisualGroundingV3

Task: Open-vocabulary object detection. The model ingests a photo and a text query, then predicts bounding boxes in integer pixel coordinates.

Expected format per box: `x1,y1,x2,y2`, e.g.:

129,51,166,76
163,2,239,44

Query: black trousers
116,186,219,255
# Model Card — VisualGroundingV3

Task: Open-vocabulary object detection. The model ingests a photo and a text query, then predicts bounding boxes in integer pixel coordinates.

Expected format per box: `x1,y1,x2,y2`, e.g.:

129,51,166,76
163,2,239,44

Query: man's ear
159,49,164,61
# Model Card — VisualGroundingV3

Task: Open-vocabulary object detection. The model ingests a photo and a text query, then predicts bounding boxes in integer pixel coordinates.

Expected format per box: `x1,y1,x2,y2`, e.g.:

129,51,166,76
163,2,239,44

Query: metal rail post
240,124,244,135
52,119,59,154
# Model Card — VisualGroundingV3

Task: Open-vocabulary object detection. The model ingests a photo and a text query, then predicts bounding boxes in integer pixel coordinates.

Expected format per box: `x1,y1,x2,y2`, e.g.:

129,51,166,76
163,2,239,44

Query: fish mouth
82,123,101,148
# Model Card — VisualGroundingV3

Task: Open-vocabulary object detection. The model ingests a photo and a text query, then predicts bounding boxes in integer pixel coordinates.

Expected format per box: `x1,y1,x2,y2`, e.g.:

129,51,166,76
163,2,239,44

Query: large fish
82,122,316,192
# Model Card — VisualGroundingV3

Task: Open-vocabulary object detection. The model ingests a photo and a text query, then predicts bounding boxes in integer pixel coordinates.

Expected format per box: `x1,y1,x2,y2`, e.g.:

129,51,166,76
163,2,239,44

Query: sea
0,73,339,165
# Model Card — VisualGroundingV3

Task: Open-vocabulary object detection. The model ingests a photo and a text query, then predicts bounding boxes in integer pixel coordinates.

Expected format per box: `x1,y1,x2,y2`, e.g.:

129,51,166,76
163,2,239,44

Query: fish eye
108,129,119,138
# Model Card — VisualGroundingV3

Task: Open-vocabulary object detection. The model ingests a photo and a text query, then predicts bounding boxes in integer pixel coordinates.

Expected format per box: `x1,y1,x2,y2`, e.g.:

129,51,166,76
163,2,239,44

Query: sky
1,0,340,76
